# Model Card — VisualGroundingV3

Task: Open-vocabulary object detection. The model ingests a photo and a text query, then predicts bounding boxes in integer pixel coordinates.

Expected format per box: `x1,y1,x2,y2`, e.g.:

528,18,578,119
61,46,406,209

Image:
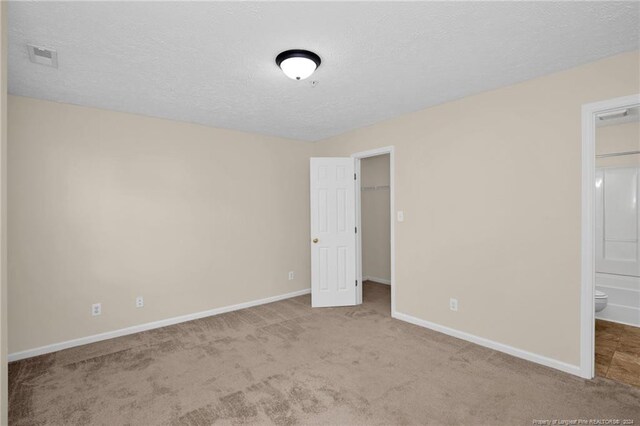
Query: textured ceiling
8,1,640,142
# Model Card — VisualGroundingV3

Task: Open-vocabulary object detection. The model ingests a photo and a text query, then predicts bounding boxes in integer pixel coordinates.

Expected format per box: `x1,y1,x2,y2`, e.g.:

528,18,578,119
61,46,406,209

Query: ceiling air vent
27,44,58,68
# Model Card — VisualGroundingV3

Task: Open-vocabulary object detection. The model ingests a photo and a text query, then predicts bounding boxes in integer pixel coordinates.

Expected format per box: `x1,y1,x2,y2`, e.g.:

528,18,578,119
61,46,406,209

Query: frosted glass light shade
280,57,317,80
276,50,321,81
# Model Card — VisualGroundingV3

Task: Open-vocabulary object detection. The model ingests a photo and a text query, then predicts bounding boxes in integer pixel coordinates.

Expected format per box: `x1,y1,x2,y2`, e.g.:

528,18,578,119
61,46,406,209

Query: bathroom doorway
582,94,640,384
593,105,640,386
353,147,395,316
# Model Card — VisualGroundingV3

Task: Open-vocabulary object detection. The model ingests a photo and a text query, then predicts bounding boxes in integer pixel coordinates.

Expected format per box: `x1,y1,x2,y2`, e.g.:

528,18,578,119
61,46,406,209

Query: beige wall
8,96,312,354
314,51,640,366
1,2,7,423
596,120,640,167
361,154,390,282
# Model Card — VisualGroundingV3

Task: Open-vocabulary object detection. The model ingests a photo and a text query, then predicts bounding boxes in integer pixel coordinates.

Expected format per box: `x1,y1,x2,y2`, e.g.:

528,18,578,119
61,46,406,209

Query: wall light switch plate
397,211,404,222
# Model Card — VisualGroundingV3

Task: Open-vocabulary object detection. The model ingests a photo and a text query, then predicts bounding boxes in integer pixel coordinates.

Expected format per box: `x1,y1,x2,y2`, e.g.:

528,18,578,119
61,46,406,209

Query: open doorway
353,147,395,316
581,94,640,380
360,154,391,313
593,105,640,386
308,147,395,311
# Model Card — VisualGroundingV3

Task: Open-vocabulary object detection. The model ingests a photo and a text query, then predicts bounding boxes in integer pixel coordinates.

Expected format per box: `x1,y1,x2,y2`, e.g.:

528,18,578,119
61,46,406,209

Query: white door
310,158,358,307
596,167,640,276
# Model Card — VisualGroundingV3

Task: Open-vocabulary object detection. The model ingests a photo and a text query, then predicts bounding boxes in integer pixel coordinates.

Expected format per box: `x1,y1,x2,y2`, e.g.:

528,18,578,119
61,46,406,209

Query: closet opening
353,147,395,316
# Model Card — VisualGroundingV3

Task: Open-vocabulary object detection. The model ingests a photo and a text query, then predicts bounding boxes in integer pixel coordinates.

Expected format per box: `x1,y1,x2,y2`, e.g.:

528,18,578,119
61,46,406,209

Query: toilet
595,290,608,312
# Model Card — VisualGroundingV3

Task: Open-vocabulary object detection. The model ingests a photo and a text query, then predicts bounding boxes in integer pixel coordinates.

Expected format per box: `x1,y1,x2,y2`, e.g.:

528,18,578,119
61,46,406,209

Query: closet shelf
362,185,390,191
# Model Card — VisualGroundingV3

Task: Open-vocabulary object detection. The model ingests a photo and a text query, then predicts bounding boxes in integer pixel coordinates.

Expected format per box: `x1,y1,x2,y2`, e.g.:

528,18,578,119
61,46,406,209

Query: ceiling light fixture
276,49,321,81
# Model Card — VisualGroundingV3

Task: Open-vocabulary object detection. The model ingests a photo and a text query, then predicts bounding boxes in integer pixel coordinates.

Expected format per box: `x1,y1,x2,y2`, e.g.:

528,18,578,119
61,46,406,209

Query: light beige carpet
9,282,640,425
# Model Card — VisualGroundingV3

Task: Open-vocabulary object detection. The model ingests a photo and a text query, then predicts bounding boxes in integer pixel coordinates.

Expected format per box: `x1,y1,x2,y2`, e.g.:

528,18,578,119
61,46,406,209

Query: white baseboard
8,288,311,362
363,276,391,285
392,311,582,377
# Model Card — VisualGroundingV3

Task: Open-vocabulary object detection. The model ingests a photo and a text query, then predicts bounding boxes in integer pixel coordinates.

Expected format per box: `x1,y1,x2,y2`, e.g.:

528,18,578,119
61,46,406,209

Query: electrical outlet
449,298,458,312
397,211,404,222
92,303,101,316
136,296,144,308
288,271,295,280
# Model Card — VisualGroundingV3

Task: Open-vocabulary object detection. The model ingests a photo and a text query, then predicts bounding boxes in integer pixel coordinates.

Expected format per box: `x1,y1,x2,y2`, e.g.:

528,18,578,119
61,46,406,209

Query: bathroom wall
361,155,390,284
595,115,640,327
596,120,640,167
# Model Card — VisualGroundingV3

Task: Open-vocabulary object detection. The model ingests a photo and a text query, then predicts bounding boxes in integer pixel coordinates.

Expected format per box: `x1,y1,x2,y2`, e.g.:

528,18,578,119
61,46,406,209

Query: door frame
580,93,640,379
352,146,396,315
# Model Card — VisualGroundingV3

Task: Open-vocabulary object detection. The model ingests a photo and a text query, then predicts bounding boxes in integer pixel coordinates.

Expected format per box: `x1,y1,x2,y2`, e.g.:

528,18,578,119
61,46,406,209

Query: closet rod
596,150,640,158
